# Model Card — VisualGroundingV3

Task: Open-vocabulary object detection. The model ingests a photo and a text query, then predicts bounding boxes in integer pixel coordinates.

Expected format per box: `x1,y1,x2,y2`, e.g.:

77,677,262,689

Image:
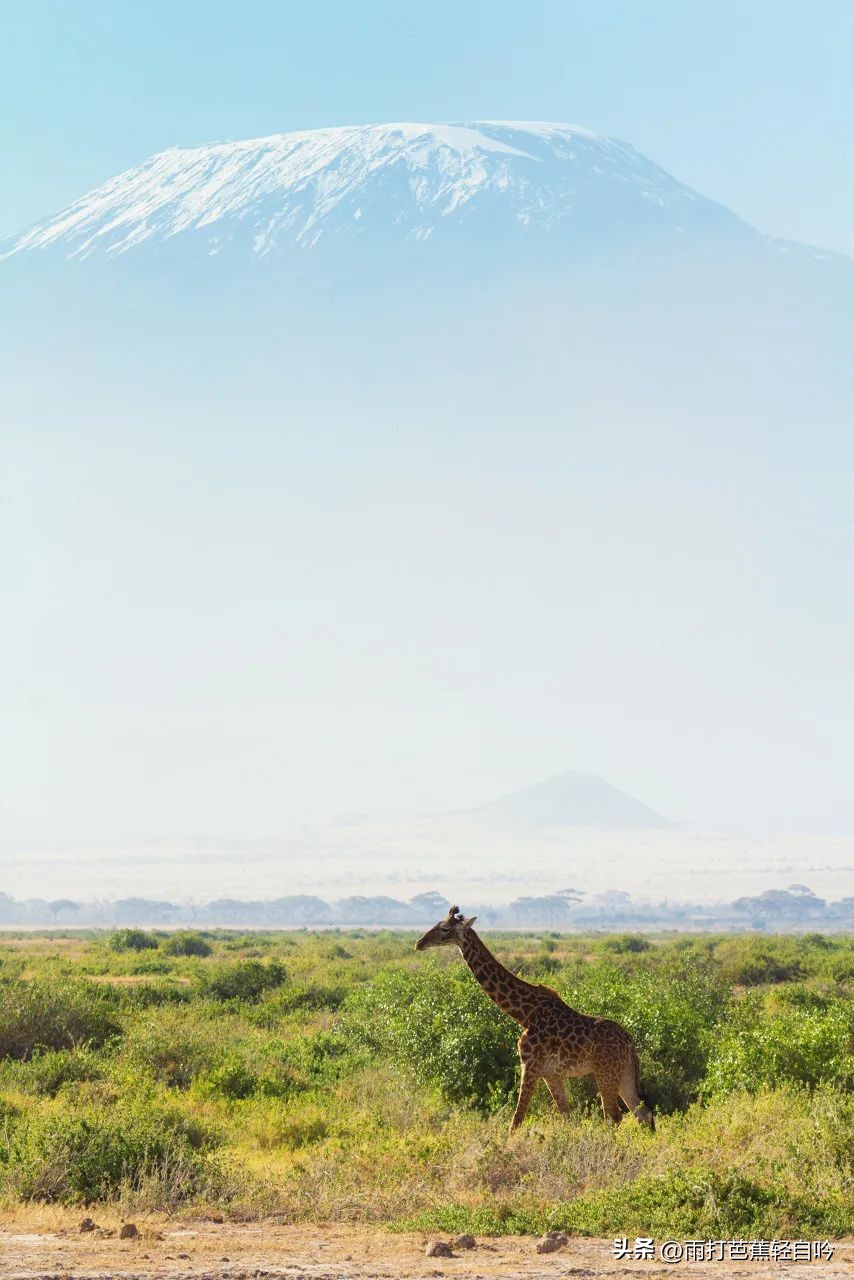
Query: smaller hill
472,770,671,830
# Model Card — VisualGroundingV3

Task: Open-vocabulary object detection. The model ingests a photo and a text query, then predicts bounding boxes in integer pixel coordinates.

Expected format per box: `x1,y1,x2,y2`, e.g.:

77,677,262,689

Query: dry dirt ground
0,1213,852,1280
1,1213,854,1280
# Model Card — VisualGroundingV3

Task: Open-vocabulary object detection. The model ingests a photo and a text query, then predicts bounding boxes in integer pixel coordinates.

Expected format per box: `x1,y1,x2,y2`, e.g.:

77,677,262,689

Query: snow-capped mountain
2,120,756,262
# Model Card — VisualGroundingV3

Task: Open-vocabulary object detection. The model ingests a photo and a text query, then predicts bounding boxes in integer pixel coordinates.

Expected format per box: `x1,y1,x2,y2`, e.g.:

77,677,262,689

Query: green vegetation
160,931,214,958
106,928,160,953
0,928,852,1234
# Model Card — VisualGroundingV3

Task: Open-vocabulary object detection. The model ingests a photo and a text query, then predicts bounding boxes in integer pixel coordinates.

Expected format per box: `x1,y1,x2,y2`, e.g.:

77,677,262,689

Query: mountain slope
1,120,757,262
471,771,671,830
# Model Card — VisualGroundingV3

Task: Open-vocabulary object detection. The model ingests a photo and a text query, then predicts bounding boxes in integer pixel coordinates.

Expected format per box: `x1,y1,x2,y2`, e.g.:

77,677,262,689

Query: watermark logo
613,1238,834,1263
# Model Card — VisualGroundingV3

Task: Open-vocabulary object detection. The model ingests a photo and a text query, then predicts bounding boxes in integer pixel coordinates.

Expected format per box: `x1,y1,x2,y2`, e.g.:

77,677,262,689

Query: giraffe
415,906,654,1133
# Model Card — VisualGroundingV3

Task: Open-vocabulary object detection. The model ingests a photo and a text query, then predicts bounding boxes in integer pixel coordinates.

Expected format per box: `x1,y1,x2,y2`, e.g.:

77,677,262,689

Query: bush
161,932,212,958
801,933,834,950
199,959,288,1003
121,980,193,1009
600,934,652,955
0,1047,104,1096
195,1054,259,1101
243,982,348,1027
194,1043,297,1101
221,934,274,951
0,979,120,1060
520,954,561,978
123,1007,223,1088
0,1094,213,1204
106,929,159,953
399,1167,849,1237
347,963,518,1111
703,989,854,1095
826,952,854,983
278,1029,355,1089
239,1097,329,1150
714,938,805,986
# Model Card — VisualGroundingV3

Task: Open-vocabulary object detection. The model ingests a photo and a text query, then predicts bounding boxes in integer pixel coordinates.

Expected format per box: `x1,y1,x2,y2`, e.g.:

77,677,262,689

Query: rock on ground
426,1240,455,1257
535,1231,569,1254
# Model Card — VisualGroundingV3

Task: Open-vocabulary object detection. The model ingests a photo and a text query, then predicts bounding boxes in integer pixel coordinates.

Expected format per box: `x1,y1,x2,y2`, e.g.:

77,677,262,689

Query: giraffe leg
544,1074,572,1117
596,1076,623,1125
509,1063,539,1132
619,1059,655,1130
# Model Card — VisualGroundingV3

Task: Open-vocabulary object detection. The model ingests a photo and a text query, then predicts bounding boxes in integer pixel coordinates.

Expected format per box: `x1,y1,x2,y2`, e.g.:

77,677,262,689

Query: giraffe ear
462,916,477,928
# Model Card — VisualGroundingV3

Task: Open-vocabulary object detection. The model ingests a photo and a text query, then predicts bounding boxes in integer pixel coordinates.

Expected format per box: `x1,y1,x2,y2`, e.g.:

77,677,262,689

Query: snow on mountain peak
2,120,744,262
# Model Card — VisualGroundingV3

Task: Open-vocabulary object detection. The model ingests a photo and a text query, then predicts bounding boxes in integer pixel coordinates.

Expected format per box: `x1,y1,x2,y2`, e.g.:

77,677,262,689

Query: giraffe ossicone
415,906,655,1133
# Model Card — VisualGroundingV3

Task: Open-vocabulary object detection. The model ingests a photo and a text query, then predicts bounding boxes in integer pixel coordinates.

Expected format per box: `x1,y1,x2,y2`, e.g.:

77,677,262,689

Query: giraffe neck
457,928,539,1026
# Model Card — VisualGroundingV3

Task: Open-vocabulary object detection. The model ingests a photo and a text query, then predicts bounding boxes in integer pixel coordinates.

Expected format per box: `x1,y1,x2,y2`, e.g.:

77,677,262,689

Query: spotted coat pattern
415,908,655,1133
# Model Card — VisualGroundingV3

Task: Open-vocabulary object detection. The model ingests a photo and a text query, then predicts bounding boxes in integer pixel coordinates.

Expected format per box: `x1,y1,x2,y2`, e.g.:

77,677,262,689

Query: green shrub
106,928,159,953
349,953,731,1116
826,952,854,984
0,979,120,1060
192,1038,298,1101
0,1094,213,1204
280,1029,356,1089
398,1167,849,1237
0,1046,104,1096
123,1007,224,1087
714,937,806,986
551,1168,791,1236
521,954,561,978
801,933,834,950
703,989,854,1095
600,934,652,955
246,982,348,1023
161,932,213,957
199,959,288,1003
221,933,274,951
127,957,172,975
347,963,518,1111
121,980,193,1009
236,1096,330,1150
195,1054,259,1101
0,1096,19,1123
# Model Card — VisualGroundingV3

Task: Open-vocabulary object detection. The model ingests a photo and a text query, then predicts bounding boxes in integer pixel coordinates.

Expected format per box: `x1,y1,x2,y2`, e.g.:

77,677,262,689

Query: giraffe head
415,905,477,950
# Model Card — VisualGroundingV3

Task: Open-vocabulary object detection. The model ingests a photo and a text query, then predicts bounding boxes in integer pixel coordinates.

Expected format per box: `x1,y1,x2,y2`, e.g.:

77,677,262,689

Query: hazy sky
2,2,853,881
1,0,852,254
3,277,852,846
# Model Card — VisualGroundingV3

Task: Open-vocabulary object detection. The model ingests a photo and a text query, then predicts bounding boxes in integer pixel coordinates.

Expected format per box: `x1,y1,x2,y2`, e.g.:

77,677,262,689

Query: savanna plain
0,927,853,1277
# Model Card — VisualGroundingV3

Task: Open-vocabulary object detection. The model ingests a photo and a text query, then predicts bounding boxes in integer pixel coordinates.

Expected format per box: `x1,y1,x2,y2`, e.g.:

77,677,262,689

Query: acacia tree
48,899,79,923
409,891,449,919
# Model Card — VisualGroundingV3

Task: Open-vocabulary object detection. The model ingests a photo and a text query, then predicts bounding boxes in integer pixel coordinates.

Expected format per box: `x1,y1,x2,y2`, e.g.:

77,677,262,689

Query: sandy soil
0,1212,851,1280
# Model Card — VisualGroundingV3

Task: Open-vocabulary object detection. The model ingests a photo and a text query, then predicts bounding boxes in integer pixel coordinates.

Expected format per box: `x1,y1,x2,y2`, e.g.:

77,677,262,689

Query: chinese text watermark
613,1238,834,1263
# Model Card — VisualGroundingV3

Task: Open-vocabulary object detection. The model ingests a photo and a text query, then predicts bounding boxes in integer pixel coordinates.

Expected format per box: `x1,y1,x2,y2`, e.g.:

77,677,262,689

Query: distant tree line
1,882,853,929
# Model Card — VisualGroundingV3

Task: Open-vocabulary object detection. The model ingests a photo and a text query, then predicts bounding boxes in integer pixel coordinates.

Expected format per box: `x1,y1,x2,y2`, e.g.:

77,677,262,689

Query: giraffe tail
631,1045,655,1131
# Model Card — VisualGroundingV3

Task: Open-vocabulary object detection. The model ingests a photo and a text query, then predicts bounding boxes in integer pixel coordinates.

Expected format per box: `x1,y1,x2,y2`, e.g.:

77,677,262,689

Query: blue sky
2,0,852,253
